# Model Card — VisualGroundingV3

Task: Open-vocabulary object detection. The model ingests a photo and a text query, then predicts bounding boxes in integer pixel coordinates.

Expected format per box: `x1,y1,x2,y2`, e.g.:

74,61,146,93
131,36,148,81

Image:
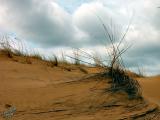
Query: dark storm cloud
0,0,76,47
0,0,122,47
122,41,160,75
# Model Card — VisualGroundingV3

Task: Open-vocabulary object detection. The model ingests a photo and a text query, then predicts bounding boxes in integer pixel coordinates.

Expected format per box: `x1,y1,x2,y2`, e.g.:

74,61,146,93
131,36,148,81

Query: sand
138,76,160,106
0,53,160,120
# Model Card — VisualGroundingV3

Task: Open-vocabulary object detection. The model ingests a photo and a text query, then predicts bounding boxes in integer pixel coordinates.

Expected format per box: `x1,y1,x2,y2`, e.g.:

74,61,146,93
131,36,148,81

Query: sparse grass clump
0,36,14,58
73,49,80,65
47,55,58,67
67,17,142,99
100,18,142,99
92,53,104,67
108,67,141,99
0,35,46,64
137,65,145,77
0,35,24,58
29,51,43,60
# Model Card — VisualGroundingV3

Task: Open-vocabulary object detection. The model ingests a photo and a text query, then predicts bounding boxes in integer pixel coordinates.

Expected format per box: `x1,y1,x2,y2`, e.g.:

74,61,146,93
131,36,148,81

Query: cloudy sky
0,0,160,75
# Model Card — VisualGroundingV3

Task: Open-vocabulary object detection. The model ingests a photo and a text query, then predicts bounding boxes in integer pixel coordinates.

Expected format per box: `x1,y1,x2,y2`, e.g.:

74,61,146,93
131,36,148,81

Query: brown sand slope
138,76,160,106
0,54,160,120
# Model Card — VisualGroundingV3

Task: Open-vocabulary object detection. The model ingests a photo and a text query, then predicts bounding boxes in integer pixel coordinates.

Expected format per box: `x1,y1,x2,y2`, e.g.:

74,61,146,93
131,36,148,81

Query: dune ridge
0,52,160,120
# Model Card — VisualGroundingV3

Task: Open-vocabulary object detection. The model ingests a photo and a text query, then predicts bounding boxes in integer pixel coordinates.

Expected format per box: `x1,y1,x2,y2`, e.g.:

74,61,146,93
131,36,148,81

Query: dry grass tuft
0,35,25,58
0,35,46,64
98,17,142,99
29,52,43,60
47,55,58,67
73,49,80,65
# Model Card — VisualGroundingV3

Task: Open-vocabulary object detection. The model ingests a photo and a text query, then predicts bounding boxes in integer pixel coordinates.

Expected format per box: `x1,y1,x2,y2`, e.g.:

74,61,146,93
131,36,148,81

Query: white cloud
0,0,75,46
0,0,160,75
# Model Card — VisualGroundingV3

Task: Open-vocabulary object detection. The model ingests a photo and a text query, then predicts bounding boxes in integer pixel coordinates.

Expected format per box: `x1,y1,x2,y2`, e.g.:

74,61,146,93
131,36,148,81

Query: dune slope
138,76,160,106
0,54,160,120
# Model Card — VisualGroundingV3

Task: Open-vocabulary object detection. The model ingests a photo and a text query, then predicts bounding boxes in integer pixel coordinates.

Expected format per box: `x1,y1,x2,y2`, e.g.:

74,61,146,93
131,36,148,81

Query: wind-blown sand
0,53,160,120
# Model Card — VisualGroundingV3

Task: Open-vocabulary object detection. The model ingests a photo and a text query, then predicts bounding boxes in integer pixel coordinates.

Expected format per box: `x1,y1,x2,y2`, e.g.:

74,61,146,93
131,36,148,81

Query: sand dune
138,76,160,106
0,53,160,120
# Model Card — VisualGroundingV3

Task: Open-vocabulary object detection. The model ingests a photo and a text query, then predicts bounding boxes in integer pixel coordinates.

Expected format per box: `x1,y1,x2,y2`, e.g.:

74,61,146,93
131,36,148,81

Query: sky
0,0,160,75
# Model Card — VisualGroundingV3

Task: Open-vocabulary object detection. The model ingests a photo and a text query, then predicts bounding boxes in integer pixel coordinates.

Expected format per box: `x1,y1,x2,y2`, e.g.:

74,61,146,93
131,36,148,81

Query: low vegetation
100,17,141,99
47,55,58,67
0,18,142,99
67,18,142,99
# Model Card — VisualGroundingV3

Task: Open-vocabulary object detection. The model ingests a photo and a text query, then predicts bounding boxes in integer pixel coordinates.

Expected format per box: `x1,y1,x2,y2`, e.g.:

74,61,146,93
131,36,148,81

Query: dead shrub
99,17,142,99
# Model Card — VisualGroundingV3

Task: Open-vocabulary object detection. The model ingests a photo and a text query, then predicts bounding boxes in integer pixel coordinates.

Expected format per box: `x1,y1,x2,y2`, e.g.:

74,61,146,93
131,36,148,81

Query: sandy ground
138,76,160,106
0,54,160,120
